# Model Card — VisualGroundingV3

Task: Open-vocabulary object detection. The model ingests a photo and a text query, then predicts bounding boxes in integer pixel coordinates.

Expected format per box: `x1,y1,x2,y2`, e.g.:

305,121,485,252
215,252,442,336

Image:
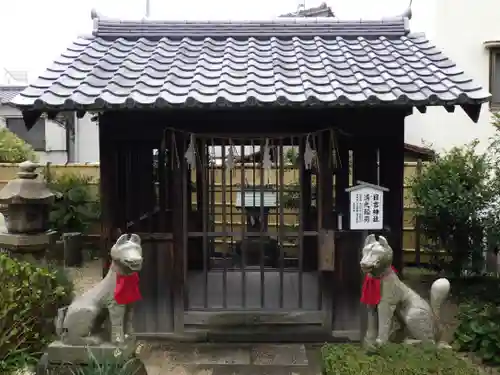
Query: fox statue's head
110,233,143,274
360,234,393,276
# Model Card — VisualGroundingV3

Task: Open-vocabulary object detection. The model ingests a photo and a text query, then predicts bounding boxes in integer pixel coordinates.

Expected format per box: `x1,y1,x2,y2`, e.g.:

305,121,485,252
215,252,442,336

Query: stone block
36,339,147,375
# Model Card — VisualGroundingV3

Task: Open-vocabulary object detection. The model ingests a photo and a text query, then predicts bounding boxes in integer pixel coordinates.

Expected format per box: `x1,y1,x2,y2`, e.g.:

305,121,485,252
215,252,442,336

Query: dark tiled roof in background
0,85,27,104
12,16,490,112
280,2,334,18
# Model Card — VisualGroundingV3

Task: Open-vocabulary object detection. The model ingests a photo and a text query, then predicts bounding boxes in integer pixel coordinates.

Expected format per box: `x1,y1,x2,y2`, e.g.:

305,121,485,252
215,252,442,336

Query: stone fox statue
360,234,451,348
55,234,143,346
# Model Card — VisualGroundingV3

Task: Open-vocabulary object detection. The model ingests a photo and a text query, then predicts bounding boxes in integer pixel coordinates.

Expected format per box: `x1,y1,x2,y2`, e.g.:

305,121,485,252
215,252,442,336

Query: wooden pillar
98,113,119,277
352,136,378,184
317,133,334,230
316,132,334,331
334,133,350,229
171,132,187,333
299,138,314,271
379,118,405,272
333,133,362,336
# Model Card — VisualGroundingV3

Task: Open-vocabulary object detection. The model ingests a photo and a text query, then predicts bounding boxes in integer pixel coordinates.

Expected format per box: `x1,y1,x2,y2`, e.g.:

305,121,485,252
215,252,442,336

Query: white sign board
346,182,387,230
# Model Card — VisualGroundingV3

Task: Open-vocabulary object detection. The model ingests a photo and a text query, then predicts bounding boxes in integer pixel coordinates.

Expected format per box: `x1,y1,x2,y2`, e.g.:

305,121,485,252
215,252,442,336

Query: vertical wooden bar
221,143,228,308
335,134,350,229
209,138,216,260
196,141,204,211
317,132,334,313
98,113,117,277
298,137,306,308
158,135,167,231
379,115,405,272
240,144,246,308
278,139,285,309
201,139,209,308
414,159,422,266
301,138,313,272
171,131,185,333
182,138,189,311
332,133,362,337
259,139,265,308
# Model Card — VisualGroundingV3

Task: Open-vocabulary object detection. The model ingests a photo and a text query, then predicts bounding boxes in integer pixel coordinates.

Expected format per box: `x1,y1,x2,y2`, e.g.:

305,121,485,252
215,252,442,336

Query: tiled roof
0,85,26,105
11,14,490,116
280,2,334,18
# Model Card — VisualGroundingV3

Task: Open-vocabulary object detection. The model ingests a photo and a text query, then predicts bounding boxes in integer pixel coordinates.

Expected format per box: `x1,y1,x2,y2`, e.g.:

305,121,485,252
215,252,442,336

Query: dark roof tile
94,18,409,40
0,85,27,104
280,2,334,18
11,18,490,112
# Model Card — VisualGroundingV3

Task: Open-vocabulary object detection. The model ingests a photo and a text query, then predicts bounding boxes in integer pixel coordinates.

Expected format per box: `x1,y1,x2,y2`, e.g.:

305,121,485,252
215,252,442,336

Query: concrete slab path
139,343,323,375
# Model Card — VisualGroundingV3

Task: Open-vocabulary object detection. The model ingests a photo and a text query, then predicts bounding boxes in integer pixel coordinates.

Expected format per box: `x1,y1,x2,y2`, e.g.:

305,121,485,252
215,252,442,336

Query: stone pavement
139,343,323,375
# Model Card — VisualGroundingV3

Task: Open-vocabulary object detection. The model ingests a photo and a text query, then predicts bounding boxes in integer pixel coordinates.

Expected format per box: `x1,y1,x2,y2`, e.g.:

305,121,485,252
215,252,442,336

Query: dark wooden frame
489,48,500,110
97,107,407,341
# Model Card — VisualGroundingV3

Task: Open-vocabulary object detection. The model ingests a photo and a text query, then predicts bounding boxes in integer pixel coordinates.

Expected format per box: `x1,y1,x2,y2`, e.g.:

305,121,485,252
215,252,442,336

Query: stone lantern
0,161,56,264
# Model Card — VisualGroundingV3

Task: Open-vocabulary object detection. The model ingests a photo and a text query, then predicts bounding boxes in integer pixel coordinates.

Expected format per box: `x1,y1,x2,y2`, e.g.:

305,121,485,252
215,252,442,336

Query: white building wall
75,113,99,163
0,104,67,163
405,0,499,153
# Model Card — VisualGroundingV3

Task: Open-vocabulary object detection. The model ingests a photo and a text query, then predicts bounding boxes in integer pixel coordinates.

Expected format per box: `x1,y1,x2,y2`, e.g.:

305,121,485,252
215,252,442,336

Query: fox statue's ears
364,234,390,249
378,236,389,248
115,234,129,246
115,233,141,246
364,234,376,247
129,234,141,245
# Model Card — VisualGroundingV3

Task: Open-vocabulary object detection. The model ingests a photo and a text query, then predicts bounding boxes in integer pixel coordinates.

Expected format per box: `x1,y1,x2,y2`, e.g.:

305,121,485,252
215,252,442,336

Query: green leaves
0,128,38,163
0,253,74,373
321,343,481,375
410,141,495,276
47,172,100,233
454,301,500,366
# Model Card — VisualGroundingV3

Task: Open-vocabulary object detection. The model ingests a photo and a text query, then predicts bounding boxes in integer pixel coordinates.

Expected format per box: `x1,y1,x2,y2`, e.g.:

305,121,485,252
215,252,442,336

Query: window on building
490,50,500,109
5,118,46,151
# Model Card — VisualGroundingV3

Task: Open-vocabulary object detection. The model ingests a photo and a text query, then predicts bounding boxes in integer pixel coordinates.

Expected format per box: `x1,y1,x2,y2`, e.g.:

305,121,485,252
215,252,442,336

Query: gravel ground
66,259,103,295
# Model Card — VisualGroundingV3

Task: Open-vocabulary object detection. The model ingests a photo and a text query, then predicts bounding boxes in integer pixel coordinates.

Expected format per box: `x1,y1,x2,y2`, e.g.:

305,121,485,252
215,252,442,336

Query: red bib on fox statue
114,272,142,305
360,266,397,306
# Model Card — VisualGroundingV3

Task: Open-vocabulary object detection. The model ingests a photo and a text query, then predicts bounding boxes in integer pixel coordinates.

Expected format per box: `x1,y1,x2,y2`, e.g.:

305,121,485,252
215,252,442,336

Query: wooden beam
98,113,119,276
379,117,405,272
184,310,326,326
171,131,187,334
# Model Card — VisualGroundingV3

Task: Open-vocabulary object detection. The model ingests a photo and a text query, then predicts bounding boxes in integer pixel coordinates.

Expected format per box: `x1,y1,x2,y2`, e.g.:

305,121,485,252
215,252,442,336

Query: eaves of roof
11,9,490,125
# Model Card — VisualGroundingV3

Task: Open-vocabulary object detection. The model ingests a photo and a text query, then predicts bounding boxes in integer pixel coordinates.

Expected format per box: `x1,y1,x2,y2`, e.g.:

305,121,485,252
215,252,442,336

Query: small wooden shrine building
13,7,489,341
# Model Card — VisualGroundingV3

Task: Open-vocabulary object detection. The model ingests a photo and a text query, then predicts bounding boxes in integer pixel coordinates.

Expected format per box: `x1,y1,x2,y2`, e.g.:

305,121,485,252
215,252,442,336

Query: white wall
75,113,99,163
0,104,99,164
405,0,498,153
0,104,67,163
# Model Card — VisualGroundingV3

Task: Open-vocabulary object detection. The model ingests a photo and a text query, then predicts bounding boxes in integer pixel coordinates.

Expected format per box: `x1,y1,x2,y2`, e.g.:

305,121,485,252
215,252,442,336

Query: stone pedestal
36,339,147,375
0,231,57,265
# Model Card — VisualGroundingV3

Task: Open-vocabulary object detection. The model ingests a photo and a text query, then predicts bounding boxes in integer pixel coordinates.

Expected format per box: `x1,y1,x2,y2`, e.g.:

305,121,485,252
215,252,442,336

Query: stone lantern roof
0,161,54,204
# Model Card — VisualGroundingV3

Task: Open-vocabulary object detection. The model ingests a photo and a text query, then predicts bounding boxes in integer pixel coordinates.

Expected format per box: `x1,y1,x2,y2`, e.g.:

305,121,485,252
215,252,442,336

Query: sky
0,0,431,82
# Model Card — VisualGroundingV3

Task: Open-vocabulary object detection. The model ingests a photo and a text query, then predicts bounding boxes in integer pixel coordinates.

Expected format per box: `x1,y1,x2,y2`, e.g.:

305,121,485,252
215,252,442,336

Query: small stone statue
360,234,451,349
55,233,143,347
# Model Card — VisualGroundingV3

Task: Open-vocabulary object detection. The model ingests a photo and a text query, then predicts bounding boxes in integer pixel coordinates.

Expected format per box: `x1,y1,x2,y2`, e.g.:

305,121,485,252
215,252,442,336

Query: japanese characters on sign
347,184,385,230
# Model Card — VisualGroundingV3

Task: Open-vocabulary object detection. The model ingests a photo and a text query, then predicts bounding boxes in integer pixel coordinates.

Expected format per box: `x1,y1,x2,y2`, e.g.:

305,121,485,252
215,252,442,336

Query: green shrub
0,128,38,163
321,343,481,375
410,141,494,277
0,254,74,373
46,171,100,233
454,301,500,366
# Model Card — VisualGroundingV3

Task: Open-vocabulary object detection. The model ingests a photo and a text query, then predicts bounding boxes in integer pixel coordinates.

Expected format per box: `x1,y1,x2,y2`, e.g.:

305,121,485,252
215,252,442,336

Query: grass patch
321,343,482,375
